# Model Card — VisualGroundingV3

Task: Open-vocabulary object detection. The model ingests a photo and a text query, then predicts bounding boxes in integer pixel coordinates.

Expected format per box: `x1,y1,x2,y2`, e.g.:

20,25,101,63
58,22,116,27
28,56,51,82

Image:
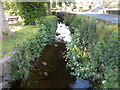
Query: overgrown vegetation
12,16,57,82
2,30,9,35
3,2,18,16
63,13,76,26
16,2,47,25
64,14,119,88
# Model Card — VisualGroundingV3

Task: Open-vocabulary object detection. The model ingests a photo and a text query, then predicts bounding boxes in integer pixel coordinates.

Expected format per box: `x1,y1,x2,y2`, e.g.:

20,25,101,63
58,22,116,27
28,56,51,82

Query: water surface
23,42,76,88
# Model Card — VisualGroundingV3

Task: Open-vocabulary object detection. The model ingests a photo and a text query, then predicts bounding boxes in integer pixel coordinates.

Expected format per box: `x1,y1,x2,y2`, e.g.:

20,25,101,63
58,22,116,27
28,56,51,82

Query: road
70,12,119,24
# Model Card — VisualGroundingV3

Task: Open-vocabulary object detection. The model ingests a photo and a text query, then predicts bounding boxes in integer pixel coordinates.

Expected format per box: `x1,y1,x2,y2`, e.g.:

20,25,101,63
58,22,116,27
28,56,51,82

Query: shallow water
22,42,76,88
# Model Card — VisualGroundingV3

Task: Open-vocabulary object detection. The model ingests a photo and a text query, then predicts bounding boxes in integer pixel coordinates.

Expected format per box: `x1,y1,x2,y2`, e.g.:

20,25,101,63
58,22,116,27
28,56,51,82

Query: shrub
16,2,47,25
52,11,56,15
88,5,92,9
2,30,9,35
12,16,57,81
66,17,97,78
64,14,88,33
65,15,119,88
63,13,76,26
96,24,118,42
89,31,119,88
3,2,18,16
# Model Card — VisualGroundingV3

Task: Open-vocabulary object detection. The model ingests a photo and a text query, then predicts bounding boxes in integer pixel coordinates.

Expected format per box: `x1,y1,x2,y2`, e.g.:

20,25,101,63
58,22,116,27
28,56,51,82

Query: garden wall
0,51,17,89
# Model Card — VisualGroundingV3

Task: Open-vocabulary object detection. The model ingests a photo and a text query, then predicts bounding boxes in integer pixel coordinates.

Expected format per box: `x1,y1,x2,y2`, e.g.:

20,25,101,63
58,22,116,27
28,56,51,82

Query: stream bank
11,23,91,89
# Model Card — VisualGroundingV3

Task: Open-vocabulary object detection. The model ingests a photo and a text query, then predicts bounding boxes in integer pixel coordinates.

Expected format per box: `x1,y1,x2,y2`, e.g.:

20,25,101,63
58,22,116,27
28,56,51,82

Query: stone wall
0,51,17,89
106,10,120,15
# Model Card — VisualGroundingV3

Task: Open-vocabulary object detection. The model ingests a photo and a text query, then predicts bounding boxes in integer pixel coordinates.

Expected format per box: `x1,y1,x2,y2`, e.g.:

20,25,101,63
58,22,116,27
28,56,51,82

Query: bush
63,13,76,26
2,30,9,35
64,14,88,33
12,16,57,81
65,15,119,88
70,15,88,33
52,11,56,15
89,31,119,88
3,2,18,16
16,2,47,25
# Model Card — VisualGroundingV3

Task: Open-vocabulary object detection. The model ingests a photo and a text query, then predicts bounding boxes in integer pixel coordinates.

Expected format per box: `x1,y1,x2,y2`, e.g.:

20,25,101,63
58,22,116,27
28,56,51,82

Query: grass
96,24,118,41
0,25,39,58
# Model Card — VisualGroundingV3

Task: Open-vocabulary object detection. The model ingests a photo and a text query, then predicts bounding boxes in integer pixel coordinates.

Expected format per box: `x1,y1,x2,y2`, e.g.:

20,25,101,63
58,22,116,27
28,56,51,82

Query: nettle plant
12,16,57,81
63,13,76,26
65,15,119,88
66,17,97,77
63,14,88,33
89,31,119,88
69,15,88,34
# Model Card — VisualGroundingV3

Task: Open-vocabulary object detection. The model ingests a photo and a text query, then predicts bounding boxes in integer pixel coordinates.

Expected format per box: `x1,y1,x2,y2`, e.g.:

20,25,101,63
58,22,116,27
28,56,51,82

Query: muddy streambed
11,23,91,89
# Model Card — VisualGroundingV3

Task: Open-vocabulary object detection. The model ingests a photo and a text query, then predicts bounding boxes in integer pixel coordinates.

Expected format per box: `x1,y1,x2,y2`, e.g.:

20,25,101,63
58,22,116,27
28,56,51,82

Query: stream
11,23,91,89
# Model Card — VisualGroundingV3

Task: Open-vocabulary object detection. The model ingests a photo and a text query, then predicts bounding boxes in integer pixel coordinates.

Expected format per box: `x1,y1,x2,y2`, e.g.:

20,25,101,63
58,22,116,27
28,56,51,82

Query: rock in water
56,32,60,36
38,72,43,75
54,44,58,47
44,72,48,76
41,62,47,66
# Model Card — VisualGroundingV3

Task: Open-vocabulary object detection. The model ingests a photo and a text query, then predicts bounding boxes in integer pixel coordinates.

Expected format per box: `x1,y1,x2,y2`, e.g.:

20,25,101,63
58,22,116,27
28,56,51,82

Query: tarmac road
80,14,119,24
70,12,119,24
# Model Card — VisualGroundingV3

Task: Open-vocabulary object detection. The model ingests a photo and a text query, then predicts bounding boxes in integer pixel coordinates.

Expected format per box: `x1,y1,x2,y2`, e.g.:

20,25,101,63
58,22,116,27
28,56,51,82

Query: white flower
102,80,106,84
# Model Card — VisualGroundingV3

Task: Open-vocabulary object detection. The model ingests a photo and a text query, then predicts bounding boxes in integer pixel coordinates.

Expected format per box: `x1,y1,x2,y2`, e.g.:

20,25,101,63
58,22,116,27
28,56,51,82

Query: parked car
91,6,105,13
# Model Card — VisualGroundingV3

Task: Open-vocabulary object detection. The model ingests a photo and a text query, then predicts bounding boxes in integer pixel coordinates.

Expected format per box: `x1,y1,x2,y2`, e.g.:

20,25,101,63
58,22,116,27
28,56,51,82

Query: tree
47,2,52,15
2,2,18,16
0,1,10,37
47,0,75,15
16,2,47,25
88,5,92,9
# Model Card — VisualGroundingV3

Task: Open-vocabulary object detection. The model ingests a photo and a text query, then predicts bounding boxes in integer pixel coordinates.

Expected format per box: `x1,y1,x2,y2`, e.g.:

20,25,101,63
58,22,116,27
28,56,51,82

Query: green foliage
63,13,76,26
52,11,56,15
57,2,62,7
72,4,77,11
79,7,83,9
88,5,92,9
16,2,47,25
66,17,97,78
65,15,119,88
1,26,39,57
69,15,88,33
2,30,9,35
64,14,88,33
36,16,57,42
89,31,119,88
96,24,118,41
12,16,57,81
2,2,18,15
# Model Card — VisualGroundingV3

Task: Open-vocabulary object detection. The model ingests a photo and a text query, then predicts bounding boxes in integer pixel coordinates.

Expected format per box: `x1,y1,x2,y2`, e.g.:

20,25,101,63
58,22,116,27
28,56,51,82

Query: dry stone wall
0,51,17,89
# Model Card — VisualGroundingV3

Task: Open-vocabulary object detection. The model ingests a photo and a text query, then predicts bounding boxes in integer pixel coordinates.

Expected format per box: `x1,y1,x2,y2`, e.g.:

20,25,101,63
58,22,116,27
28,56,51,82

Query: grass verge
1,25,39,58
